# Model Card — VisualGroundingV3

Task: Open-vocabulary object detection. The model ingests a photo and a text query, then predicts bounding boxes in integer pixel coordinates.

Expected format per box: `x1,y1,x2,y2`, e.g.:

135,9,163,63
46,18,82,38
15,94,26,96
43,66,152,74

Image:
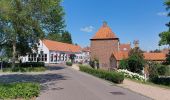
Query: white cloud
157,12,168,16
80,26,94,33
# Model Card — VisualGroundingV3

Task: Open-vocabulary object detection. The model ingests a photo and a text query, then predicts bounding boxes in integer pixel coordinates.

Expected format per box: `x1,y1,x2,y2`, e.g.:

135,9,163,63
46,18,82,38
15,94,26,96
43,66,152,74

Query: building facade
22,39,89,64
90,22,166,70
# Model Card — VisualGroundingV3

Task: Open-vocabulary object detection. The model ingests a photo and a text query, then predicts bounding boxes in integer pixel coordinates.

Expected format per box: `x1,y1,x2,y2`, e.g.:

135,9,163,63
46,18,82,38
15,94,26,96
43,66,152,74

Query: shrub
79,65,124,84
0,82,40,99
1,62,45,68
157,65,168,76
119,59,128,69
128,54,145,74
147,61,159,80
66,62,72,66
151,76,170,86
20,62,45,68
2,67,46,72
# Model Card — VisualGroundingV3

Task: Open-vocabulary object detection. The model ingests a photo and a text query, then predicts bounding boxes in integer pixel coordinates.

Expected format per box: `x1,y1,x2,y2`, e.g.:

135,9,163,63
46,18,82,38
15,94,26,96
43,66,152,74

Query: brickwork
90,39,119,70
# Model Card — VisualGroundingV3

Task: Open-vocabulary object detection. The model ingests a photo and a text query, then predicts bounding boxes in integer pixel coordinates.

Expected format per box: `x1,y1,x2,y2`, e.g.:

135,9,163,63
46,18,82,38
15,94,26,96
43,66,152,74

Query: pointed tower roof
91,22,119,40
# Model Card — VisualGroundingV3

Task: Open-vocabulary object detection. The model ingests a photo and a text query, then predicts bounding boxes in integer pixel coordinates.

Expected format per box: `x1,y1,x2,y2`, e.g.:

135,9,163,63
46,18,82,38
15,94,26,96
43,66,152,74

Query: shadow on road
0,73,67,84
47,65,65,71
0,65,68,92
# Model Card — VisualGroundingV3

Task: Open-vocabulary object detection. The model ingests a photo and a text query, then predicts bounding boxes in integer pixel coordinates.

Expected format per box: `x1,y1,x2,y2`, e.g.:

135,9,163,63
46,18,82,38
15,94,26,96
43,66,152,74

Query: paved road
37,65,151,100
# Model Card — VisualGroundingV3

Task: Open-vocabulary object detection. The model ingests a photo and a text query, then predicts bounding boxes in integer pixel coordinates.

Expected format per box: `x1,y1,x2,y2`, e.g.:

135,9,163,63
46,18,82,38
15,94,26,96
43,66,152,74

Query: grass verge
2,67,46,72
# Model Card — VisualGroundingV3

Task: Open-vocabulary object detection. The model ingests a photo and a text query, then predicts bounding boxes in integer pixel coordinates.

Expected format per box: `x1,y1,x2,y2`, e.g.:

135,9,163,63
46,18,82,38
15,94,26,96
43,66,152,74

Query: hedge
79,65,124,84
1,62,45,68
151,77,170,86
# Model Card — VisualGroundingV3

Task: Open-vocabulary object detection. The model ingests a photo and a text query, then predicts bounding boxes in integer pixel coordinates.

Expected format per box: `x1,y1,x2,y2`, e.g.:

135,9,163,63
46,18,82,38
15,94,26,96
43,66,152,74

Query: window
44,54,47,61
51,54,53,62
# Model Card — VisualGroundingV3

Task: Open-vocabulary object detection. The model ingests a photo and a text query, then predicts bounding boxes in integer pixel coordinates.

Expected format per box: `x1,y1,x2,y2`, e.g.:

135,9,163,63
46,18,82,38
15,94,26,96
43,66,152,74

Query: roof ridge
91,23,118,40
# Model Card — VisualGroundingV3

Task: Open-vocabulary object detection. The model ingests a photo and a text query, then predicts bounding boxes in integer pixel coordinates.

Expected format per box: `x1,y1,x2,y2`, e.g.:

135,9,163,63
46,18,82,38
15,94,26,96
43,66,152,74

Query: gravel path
118,79,170,100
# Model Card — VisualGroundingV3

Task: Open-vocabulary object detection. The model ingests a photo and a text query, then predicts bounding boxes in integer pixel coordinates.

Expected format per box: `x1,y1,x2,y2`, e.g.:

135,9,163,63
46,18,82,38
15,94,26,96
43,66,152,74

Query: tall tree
0,0,65,68
159,0,170,46
159,0,170,64
61,31,73,44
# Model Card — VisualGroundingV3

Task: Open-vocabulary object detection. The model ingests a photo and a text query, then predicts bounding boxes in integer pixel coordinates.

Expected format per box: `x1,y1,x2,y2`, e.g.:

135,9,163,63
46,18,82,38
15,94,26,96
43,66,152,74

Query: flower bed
0,82,40,99
117,69,146,82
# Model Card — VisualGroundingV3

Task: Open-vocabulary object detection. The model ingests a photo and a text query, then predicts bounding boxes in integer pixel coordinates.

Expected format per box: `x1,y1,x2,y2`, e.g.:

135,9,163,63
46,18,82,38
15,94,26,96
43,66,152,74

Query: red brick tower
90,22,119,70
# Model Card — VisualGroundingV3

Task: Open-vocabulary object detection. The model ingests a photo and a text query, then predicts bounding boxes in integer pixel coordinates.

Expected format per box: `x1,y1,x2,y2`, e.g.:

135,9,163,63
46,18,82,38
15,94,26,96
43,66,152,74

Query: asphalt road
37,65,151,100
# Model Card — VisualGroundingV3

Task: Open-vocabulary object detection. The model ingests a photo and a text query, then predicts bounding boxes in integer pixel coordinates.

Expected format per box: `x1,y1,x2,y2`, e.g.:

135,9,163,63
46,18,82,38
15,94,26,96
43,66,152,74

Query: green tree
128,47,145,74
159,0,170,46
119,59,129,69
46,33,62,42
0,0,65,68
61,31,73,44
159,0,170,65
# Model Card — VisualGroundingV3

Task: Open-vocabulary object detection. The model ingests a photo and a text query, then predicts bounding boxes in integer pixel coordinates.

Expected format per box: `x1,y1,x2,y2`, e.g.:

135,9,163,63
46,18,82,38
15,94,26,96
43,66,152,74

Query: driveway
36,65,150,100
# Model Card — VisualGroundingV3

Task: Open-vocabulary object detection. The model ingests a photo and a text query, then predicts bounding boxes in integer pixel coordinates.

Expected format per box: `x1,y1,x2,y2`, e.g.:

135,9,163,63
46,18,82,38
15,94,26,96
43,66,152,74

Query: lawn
0,82,40,99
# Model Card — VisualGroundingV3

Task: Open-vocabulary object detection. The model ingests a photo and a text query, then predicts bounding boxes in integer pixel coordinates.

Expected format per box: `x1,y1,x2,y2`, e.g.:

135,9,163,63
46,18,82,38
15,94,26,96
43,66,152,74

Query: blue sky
62,0,169,51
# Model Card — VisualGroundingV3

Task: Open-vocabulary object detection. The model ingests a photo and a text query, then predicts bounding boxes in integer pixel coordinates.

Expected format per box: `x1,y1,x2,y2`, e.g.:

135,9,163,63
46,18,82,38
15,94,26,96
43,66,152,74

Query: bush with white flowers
117,69,147,82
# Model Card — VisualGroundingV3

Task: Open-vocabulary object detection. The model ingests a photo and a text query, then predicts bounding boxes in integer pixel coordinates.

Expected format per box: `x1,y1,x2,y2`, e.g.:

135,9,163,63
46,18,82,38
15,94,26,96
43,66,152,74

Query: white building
22,39,90,64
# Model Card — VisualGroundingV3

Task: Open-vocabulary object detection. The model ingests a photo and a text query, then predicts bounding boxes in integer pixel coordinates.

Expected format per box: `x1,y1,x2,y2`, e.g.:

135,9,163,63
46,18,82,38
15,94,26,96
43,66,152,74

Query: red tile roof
113,51,128,61
82,47,90,52
91,23,118,40
119,44,131,52
161,48,169,54
143,53,166,61
42,39,82,53
113,52,166,61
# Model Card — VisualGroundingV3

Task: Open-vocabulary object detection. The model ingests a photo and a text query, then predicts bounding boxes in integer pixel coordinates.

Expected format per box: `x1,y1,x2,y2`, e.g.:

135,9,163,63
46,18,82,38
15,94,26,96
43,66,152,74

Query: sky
62,0,169,51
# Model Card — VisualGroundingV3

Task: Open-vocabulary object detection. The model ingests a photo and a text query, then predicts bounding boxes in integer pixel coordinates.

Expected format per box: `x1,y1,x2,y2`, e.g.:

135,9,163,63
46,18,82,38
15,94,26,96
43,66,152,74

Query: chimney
133,40,139,48
103,21,107,27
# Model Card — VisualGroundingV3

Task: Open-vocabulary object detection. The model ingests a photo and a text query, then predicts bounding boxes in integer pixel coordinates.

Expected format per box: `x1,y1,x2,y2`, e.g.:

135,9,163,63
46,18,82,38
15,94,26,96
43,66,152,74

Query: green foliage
128,54,145,74
157,65,168,75
147,61,159,80
0,82,40,99
159,31,170,46
46,33,62,42
2,62,45,68
159,0,170,46
0,0,65,67
1,62,46,72
127,47,145,74
79,65,124,84
66,62,72,66
2,67,46,72
20,62,45,68
61,31,73,44
165,50,170,65
151,77,170,86
147,61,170,85
119,59,129,69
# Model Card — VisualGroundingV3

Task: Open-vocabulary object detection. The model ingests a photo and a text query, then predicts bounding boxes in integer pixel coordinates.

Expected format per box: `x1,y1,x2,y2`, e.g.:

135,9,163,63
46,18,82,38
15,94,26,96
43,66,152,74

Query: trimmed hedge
19,62,45,68
151,77,170,86
66,62,72,66
79,65,124,84
2,67,46,72
1,62,45,68
0,82,40,99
